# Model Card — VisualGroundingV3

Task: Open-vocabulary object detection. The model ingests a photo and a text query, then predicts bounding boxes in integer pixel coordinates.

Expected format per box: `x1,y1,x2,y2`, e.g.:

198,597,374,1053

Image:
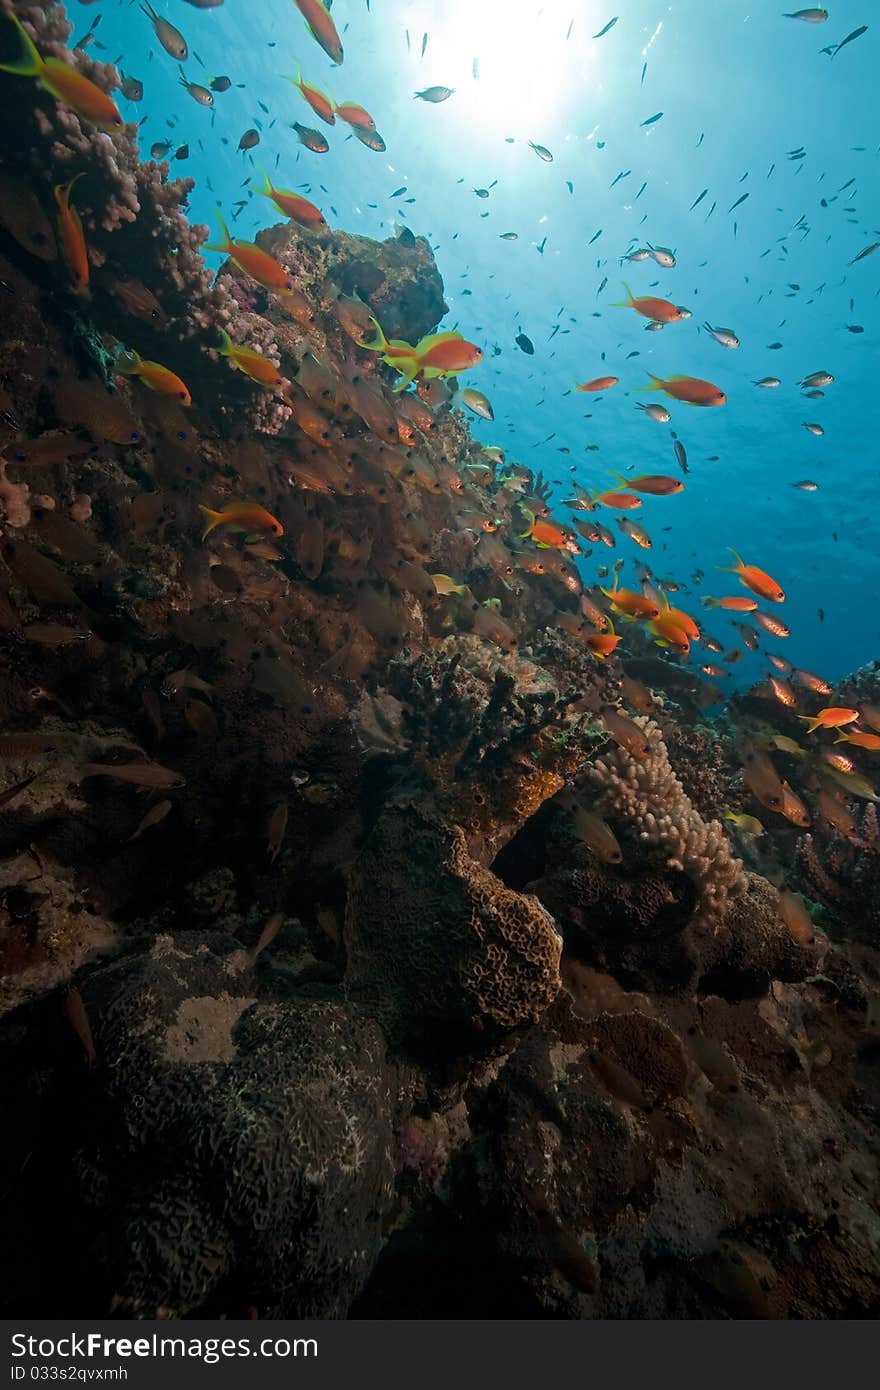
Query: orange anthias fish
115,349,191,405
701,595,759,612
199,502,284,542
0,11,123,130
613,282,683,323
593,489,642,511
294,0,344,65
600,583,660,620
718,548,785,602
334,100,376,130
257,170,327,229
645,372,726,406
54,174,89,289
798,707,859,734
586,616,620,660
835,728,880,751
216,330,285,389
520,510,580,553
612,472,683,496
648,612,691,654
205,211,292,293
284,70,335,124
662,599,700,641
576,375,619,392
362,316,483,391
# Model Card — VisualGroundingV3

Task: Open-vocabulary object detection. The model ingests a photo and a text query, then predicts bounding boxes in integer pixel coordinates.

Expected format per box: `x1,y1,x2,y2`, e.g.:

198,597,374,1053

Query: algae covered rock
344,801,563,1057
69,931,395,1318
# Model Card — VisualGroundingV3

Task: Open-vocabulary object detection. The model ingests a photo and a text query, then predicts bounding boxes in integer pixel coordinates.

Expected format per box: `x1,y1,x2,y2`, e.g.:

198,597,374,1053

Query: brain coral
344,801,563,1056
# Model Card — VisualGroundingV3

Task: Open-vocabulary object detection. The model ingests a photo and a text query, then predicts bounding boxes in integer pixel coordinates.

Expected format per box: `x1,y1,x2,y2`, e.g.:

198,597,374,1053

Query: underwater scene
0,0,879,1320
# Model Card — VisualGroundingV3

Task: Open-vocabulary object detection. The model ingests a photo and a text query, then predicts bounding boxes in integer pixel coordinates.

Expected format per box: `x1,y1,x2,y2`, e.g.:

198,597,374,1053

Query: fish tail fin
611,281,634,307
55,171,86,208
610,470,631,489
112,346,141,376
719,546,745,574
392,360,420,392
215,329,233,357
355,313,387,352
517,507,536,539
204,208,232,254
643,372,665,391
198,505,223,542
700,596,719,608
0,11,44,77
255,164,274,197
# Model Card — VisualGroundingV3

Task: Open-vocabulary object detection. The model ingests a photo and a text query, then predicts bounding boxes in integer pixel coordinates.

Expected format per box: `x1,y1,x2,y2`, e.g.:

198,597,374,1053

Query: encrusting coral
796,802,880,946
344,801,563,1058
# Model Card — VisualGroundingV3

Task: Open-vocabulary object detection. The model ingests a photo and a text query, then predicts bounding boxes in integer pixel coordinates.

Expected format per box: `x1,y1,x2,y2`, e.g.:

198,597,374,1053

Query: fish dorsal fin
413,329,461,354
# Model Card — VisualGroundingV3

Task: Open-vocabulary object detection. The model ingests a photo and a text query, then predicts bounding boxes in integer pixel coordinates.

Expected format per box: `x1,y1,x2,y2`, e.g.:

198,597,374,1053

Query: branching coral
585,717,746,928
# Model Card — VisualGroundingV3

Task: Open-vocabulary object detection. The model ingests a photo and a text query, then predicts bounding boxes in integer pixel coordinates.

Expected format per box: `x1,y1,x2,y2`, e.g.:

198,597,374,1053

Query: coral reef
0,0,878,1320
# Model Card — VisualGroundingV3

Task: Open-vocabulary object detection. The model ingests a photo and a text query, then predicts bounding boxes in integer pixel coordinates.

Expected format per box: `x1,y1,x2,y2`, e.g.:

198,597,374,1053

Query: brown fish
106,275,168,325
127,798,173,841
266,803,288,863
64,987,96,1066
7,432,95,466
23,623,90,647
53,377,143,445
0,732,61,759
248,911,284,965
2,539,84,609
81,761,184,788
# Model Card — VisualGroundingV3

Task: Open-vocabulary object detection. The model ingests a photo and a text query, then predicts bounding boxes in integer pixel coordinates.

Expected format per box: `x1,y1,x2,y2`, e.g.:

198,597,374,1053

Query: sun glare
419,0,592,138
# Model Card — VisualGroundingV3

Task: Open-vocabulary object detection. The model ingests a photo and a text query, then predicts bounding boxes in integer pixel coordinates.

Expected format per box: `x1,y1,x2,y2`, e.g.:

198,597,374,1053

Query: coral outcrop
344,801,562,1059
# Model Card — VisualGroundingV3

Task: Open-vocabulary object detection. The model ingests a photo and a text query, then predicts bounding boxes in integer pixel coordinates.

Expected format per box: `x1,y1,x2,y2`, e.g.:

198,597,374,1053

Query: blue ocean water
89,0,876,685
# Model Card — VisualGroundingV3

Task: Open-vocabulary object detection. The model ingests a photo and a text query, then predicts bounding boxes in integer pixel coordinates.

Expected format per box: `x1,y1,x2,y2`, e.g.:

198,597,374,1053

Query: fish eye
610,851,622,862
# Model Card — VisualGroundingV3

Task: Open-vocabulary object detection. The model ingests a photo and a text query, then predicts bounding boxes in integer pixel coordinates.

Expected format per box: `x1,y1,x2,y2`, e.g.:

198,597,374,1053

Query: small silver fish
636,402,670,422
704,322,740,348
647,243,675,267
